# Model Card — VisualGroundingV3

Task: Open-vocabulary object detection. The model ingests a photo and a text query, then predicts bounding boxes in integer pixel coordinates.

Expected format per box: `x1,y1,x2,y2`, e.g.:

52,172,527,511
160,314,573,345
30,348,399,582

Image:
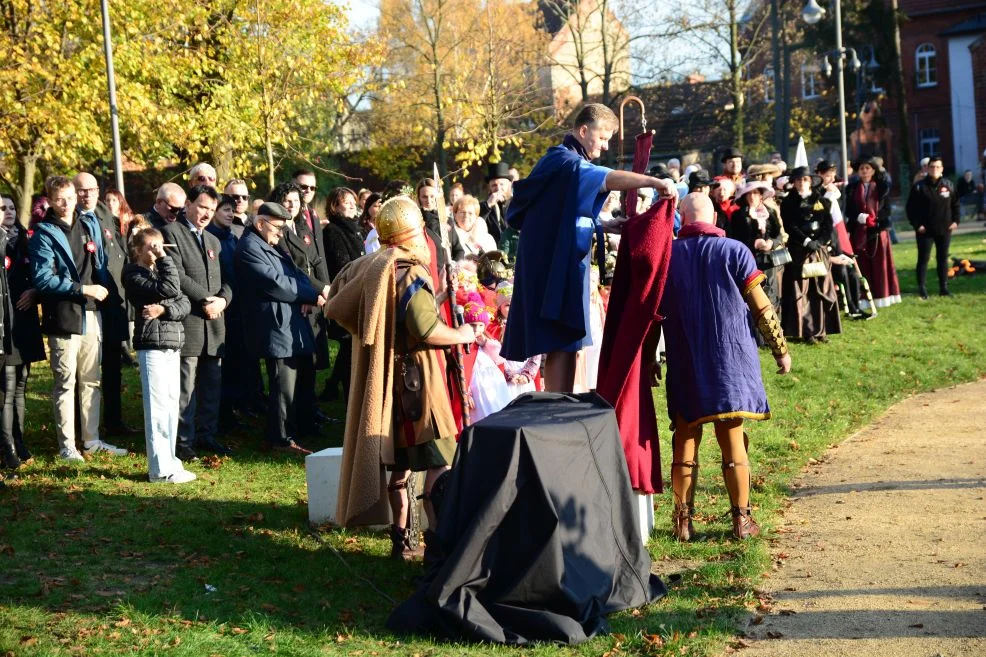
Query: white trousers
138,349,184,478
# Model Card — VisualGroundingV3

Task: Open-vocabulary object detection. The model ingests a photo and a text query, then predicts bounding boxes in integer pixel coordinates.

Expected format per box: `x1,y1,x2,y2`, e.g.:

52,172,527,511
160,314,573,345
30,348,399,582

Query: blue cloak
502,141,611,360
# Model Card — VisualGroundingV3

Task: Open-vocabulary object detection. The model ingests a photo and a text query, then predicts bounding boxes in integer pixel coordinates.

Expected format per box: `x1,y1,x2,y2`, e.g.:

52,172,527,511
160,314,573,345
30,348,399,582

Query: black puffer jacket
122,256,191,351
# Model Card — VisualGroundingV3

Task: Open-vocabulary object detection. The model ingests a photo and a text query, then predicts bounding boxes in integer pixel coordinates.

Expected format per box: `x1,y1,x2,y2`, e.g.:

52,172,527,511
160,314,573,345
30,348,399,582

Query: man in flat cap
235,202,322,455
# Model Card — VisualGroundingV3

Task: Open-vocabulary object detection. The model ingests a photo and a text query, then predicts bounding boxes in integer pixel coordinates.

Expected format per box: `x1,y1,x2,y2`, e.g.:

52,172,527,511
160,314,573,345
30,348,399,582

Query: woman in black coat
0,204,45,469
321,187,365,403
779,168,842,343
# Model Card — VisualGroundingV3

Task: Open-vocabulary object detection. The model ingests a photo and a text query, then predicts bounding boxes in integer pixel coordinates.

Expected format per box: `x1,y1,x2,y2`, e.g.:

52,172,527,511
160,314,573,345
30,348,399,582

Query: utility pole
100,0,125,194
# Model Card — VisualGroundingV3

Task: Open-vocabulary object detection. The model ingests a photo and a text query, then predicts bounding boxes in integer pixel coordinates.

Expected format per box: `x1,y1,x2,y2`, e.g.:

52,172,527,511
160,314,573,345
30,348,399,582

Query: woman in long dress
844,156,901,309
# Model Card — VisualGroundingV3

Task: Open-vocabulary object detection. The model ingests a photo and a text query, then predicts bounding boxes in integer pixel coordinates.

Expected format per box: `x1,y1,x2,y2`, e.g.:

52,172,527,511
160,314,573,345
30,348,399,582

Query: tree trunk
890,0,913,194
264,127,276,192
432,50,448,178
16,153,38,229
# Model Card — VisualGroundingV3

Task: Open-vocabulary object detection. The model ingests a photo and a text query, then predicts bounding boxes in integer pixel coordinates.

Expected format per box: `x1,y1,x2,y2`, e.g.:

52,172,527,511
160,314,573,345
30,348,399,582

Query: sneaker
82,440,128,457
150,469,197,484
59,448,85,462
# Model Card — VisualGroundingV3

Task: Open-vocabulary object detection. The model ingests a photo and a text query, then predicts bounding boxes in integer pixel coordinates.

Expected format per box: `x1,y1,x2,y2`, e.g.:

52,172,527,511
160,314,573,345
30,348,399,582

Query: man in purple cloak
660,193,792,541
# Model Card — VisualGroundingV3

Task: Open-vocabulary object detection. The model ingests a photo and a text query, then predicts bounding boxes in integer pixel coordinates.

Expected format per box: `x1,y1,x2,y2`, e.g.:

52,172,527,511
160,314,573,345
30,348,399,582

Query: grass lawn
2,231,985,657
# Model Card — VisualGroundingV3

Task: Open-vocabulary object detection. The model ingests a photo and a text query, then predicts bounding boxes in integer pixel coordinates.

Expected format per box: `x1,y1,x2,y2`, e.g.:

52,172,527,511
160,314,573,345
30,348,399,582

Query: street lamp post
100,0,125,195
802,0,855,179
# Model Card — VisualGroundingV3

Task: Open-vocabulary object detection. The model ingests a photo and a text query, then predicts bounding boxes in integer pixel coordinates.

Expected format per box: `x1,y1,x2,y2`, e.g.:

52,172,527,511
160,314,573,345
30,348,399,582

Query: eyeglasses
230,195,249,201
167,205,183,215
297,184,316,192
260,218,285,232
196,176,217,183
77,188,99,195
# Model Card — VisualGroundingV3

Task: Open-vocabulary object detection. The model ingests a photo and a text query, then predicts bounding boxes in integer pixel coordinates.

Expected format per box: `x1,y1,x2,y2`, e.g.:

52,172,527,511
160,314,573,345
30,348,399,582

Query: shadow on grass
0,482,726,646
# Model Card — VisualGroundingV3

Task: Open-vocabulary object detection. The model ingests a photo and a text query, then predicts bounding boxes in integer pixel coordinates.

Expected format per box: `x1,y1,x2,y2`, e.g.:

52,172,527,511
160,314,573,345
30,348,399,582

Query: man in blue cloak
502,103,677,392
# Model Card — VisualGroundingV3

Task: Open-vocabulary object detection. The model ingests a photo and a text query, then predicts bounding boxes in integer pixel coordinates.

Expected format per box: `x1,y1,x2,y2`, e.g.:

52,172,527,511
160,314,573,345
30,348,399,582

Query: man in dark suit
292,170,333,387
161,185,233,460
235,202,321,454
73,172,135,436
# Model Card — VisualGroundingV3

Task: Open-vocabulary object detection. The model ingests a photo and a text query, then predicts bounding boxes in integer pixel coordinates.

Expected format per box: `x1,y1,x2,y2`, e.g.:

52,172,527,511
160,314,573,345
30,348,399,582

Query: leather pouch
399,358,423,422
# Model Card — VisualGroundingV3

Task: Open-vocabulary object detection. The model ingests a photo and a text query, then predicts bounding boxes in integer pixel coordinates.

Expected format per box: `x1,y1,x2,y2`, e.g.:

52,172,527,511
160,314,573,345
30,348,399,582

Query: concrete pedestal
305,447,345,525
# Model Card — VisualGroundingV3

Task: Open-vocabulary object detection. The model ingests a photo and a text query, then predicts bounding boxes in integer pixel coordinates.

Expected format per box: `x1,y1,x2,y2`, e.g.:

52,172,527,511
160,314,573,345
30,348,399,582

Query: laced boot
389,524,413,560
670,459,698,541
731,506,761,540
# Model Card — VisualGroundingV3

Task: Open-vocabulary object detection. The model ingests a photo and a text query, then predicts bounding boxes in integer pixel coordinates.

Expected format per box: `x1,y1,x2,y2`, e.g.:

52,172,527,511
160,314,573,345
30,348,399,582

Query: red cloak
596,132,675,494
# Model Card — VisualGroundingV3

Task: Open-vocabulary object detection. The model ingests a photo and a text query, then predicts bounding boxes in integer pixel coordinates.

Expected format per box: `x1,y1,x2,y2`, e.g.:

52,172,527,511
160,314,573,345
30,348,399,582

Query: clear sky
347,0,379,29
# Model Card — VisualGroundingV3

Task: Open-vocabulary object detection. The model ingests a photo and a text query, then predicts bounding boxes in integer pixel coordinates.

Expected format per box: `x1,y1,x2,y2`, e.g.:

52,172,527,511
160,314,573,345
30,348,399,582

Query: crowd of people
0,104,964,555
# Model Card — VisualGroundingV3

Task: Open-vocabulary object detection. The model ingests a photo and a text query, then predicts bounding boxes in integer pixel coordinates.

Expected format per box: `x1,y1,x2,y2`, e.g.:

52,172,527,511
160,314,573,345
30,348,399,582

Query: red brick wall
879,3,986,173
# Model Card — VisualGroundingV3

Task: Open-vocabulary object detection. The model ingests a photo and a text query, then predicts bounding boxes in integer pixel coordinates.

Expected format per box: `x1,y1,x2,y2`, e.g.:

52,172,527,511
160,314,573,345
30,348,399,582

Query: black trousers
265,357,299,445
101,339,123,426
327,337,352,402
296,355,316,435
916,232,951,294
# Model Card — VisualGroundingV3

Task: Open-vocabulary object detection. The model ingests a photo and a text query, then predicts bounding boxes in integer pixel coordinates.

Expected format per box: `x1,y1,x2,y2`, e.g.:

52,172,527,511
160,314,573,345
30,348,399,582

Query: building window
764,66,775,103
801,64,822,100
919,128,940,158
915,44,937,88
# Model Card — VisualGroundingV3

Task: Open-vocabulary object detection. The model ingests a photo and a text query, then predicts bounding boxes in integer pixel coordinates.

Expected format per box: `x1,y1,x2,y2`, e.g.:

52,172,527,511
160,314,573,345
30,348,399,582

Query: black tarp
387,392,666,644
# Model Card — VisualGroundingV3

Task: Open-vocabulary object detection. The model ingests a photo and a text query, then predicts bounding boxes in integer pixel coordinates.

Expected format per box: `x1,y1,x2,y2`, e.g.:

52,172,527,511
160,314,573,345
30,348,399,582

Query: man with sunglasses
292,170,333,408
222,179,251,238
147,183,187,229
189,163,218,190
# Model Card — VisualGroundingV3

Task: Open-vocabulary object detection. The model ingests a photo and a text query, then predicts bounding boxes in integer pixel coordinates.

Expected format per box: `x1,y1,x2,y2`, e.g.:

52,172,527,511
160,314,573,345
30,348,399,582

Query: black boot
390,525,413,560
422,529,446,568
0,432,20,470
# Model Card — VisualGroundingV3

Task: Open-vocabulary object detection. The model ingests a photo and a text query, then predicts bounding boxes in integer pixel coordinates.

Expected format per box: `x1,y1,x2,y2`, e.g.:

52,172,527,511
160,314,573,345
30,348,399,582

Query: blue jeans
139,349,183,478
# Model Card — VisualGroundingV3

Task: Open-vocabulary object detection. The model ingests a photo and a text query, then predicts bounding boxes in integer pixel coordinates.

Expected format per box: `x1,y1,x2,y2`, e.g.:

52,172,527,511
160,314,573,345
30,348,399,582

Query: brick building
892,1,986,174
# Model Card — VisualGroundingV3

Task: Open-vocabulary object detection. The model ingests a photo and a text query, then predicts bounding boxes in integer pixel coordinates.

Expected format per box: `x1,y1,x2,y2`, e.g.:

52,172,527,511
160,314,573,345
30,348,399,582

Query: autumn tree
152,0,381,189
0,0,157,224
538,0,632,110
456,0,552,169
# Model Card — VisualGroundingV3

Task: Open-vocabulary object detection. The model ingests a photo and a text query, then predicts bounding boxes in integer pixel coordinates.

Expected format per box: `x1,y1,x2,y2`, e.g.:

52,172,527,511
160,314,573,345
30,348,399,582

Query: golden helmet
376,196,425,245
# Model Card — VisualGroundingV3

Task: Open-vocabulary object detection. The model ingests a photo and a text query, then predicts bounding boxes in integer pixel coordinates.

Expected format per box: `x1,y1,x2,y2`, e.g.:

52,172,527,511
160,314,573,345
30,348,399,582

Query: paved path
741,380,986,657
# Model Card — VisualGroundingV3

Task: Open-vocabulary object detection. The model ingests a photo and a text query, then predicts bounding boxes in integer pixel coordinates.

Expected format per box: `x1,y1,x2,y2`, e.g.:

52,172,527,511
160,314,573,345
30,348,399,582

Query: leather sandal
731,506,761,540
670,459,698,541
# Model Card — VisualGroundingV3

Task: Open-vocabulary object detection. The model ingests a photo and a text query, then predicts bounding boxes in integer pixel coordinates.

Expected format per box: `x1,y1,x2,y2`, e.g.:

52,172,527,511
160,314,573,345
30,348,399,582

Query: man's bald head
73,172,99,211
680,193,715,226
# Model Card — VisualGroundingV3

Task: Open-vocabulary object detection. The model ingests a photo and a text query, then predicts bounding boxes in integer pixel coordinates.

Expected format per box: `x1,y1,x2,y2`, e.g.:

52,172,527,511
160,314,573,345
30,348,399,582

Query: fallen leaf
909,623,924,628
